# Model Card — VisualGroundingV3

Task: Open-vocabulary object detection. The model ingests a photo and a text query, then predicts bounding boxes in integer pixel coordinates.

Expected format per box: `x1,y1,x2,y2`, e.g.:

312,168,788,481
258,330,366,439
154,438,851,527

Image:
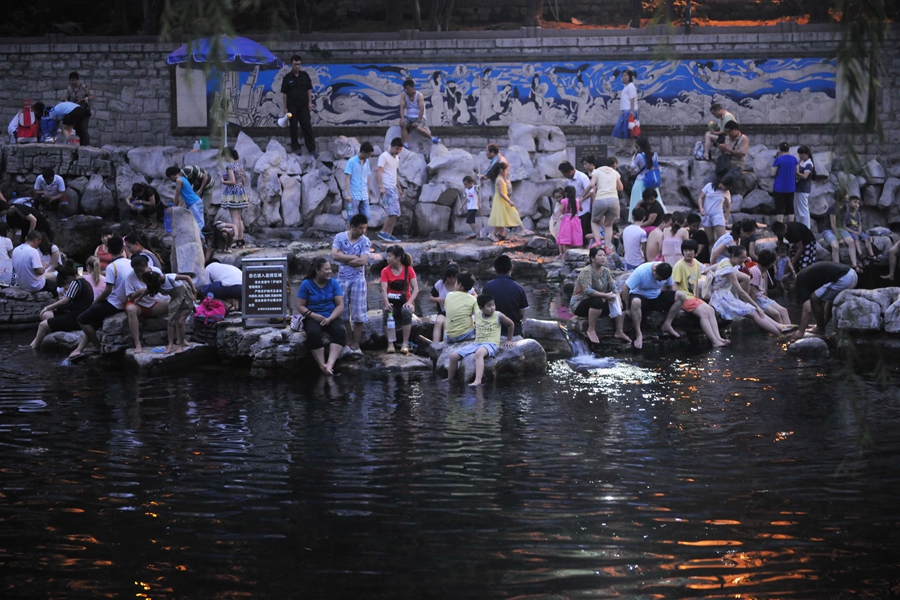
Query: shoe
465,233,477,239
388,234,401,242
403,143,410,149
431,137,441,144
312,151,319,159
350,348,363,355
295,148,304,156
400,344,410,355
378,231,392,242
386,344,396,353
290,145,301,153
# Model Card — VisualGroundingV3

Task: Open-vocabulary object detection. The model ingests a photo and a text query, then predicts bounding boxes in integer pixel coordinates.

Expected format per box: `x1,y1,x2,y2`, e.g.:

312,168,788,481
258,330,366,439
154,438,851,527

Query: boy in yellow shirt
447,293,516,386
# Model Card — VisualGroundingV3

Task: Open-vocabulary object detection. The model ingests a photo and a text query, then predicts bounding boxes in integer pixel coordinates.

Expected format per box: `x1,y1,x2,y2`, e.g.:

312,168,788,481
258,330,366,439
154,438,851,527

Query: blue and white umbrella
167,35,284,71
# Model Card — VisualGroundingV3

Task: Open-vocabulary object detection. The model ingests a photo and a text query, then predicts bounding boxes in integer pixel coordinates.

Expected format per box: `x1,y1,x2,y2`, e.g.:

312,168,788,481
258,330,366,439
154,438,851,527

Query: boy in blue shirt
166,166,205,236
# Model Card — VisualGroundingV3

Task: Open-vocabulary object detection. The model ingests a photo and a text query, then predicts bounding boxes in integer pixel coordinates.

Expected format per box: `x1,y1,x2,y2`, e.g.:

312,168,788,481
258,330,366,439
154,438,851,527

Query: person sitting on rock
37,234,61,289
167,166,205,236
68,235,132,360
93,226,115,272
28,260,94,350
140,266,197,355
11,230,56,294
380,245,419,355
644,212,672,262
621,207,648,272
708,246,789,337
701,103,737,161
296,256,346,375
880,238,900,282
430,262,459,343
569,245,631,345
748,249,793,328
791,261,857,339
0,199,54,246
621,260,686,350
399,79,440,148
200,259,243,311
443,271,479,343
483,254,528,340
33,167,68,218
672,239,731,348
124,254,169,354
125,232,162,270
331,213,371,355
446,293,516,387
0,223,12,260
710,219,757,265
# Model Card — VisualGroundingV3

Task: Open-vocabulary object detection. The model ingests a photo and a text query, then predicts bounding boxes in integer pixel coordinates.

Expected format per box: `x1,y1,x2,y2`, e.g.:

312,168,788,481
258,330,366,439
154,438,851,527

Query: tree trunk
385,0,401,28
440,0,455,30
630,0,642,27
527,0,544,26
665,0,675,22
413,0,422,29
429,0,439,30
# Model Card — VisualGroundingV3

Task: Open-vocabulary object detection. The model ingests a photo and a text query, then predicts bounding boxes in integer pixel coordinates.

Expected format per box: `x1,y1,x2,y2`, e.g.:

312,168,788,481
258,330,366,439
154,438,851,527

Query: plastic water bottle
193,139,201,151
164,202,173,234
386,314,397,343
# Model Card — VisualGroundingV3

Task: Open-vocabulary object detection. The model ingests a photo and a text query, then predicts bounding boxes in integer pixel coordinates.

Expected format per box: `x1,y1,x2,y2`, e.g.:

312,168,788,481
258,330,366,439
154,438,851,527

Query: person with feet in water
446,293,516,387
621,260,686,350
569,245,631,345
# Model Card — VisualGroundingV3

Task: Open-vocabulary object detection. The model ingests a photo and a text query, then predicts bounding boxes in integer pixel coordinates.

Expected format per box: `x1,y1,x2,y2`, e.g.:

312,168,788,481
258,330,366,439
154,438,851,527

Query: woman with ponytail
380,245,419,354
660,211,689,267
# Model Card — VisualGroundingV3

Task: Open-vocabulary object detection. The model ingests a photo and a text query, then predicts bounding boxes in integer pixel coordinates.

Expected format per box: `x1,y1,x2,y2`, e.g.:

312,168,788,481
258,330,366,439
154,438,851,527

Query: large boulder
786,335,829,358
169,206,207,285
522,318,574,359
333,136,360,160
511,179,566,219
280,174,303,226
114,162,148,213
812,150,835,178
415,203,452,236
419,181,462,207
884,297,900,334
534,150,570,180
80,174,115,216
833,288,900,331
863,159,887,185
184,149,220,172
809,179,836,218
254,139,288,174
656,157,693,209
398,149,427,188
234,132,264,175
741,188,775,214
508,123,566,153
427,148,475,185
52,215,106,261
39,331,82,353
504,145,534,182
432,338,548,383
879,177,900,208
254,167,284,227
127,147,185,180
0,286,53,327
835,171,861,199
301,167,331,219
312,213,348,234
749,145,777,179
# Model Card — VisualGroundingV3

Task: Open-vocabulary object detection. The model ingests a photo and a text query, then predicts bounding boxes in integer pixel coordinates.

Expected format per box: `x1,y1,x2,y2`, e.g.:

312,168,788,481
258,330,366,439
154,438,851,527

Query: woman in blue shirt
296,257,346,375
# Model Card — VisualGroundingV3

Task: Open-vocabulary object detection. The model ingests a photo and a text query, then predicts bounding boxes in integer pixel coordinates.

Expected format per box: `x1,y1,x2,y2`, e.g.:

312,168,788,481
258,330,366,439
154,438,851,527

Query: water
2,327,900,598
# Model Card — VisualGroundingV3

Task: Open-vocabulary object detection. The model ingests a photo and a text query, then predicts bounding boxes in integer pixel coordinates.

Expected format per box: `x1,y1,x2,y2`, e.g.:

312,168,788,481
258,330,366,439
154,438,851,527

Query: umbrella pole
223,122,228,146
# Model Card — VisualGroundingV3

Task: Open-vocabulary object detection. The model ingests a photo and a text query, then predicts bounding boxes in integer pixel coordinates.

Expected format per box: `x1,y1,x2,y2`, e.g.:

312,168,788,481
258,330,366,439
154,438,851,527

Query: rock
863,184,882,207
340,352,433,374
732,171,758,198
419,181,462,207
80,173,115,216
254,139,288,174
169,206,207,285
812,150,834,178
184,149,220,172
534,150,570,180
67,175,89,197
741,188,775,214
114,163,148,212
729,194,743,213
884,297,900,334
879,178,900,208
786,335,829,358
863,159,887,185
433,338,548,382
127,146,185,180
809,179,836,218
40,331,82,353
301,167,332,219
833,288,900,331
254,167,284,227
312,213,348,234
279,175,303,227
281,153,304,176
398,150,427,188
0,286,53,327
427,148,475,185
656,157,693,209
52,215,105,260
504,145,534,182
415,203,451,236
511,179,566,219
750,145,777,179
688,159,717,191
836,171,861,198
367,205,387,229
124,343,216,372
508,123,566,153
333,136,360,160
757,177,774,193
234,132,264,174
523,318,574,359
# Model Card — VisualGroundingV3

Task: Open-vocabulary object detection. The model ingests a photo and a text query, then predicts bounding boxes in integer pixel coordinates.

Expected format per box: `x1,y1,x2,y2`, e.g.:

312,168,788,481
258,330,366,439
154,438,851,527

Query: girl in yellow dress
487,162,521,240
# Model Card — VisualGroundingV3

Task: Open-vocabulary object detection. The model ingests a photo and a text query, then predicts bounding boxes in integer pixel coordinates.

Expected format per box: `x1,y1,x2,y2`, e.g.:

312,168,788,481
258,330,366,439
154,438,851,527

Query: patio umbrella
168,36,285,143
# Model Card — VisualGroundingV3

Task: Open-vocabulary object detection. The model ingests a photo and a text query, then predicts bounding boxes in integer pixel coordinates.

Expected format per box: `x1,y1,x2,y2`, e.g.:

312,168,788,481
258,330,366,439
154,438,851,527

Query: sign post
241,257,289,328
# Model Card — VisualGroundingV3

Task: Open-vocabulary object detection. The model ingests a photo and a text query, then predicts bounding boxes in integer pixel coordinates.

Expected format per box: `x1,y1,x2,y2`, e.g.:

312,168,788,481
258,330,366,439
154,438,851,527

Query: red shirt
380,265,417,302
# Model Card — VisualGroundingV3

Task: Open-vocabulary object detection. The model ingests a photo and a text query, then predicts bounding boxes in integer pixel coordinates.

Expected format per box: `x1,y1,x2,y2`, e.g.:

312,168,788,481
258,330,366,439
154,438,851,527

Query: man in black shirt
280,54,317,158
687,213,710,263
483,254,529,339
792,261,856,338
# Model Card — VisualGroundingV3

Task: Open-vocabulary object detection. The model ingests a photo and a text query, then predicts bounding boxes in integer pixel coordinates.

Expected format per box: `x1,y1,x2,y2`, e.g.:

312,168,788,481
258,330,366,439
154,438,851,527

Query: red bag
628,114,641,138
194,294,226,327
16,98,38,143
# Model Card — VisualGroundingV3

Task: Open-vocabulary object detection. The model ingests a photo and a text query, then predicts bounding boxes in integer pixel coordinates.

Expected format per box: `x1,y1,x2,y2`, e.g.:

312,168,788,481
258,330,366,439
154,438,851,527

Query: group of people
9,72,93,146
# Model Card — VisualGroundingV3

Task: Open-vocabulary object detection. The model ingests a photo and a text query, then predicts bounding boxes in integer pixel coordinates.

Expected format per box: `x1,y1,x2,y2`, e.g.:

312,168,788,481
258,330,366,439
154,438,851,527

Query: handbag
628,114,641,138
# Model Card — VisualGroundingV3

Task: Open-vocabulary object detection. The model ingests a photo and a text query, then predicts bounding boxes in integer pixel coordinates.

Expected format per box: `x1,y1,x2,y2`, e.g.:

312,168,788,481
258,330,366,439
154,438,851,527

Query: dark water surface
1,326,899,599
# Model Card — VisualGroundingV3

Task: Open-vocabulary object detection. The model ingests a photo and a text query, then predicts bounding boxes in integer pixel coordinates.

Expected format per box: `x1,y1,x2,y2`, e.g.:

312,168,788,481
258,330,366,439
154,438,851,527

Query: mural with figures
176,58,837,130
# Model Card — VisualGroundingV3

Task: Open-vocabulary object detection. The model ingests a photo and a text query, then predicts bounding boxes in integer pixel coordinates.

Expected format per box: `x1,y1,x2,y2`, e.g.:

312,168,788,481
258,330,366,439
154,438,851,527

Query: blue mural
197,58,837,129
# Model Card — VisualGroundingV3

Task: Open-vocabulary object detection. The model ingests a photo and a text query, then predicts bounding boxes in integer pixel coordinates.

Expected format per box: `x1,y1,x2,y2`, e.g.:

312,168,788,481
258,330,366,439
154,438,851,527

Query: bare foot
882,274,894,280
712,339,730,348
164,345,175,355
613,332,633,344
661,324,682,338
633,335,643,350
587,330,600,344
174,345,185,354
324,362,336,375
318,363,331,375
468,380,483,387
134,345,143,354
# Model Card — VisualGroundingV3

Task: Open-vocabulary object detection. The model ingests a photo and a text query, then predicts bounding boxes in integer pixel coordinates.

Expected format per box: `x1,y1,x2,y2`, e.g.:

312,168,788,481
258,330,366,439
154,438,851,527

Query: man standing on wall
281,54,318,158
65,71,93,147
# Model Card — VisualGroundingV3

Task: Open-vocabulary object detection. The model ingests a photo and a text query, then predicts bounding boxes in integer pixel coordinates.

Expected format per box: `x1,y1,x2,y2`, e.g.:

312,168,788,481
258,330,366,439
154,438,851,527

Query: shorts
199,281,242,300
591,196,620,222
772,191,795,215
403,118,422,131
628,290,677,314
62,106,88,125
453,342,499,359
682,297,704,313
814,269,858,303
573,297,610,318
756,295,777,311
381,188,401,217
822,229,852,245
77,300,122,329
339,275,368,324
127,301,160,316
446,328,475,343
383,302,413,328
347,196,370,220
466,209,477,224
166,285,195,321
847,231,869,242
47,310,81,333
701,210,726,229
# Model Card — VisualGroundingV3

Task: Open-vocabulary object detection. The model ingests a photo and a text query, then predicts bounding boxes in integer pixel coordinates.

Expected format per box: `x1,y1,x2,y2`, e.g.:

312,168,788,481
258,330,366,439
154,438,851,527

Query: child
461,175,480,239
141,269,198,354
795,145,815,227
697,175,732,243
430,262,460,343
555,185,583,257
621,207,648,271
548,188,565,240
749,249,793,327
0,223,13,260
842,195,875,260
773,242,795,295
83,255,106,300
446,293,516,387
686,213,710,264
443,271,478,343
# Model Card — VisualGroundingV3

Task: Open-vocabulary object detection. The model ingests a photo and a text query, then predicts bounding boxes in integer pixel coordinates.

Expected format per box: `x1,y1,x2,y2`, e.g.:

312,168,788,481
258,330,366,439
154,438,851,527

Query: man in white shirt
69,235,133,359
33,167,67,217
12,230,55,294
376,137,404,242
200,260,243,309
399,79,439,148
621,207,649,271
559,161,591,247
124,254,169,354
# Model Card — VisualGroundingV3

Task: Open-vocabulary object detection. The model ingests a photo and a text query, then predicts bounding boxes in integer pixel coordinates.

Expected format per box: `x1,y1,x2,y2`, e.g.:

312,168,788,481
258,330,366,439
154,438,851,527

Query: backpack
16,99,38,143
643,154,661,189
194,294,226,327
693,140,706,161
40,111,57,143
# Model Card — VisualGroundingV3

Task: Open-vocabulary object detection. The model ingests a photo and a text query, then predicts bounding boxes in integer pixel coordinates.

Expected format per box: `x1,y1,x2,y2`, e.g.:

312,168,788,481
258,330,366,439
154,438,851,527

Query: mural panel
174,58,837,130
